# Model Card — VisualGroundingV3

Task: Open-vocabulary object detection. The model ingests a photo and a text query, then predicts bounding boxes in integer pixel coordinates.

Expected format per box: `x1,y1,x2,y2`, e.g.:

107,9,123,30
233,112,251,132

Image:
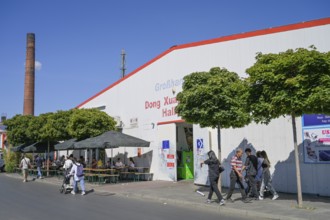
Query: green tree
176,67,251,158
3,114,34,146
246,46,330,207
68,108,116,140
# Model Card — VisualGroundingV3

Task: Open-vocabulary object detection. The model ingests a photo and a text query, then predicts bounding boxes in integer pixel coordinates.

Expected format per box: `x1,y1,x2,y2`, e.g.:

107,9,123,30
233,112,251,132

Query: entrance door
157,123,177,181
176,123,194,180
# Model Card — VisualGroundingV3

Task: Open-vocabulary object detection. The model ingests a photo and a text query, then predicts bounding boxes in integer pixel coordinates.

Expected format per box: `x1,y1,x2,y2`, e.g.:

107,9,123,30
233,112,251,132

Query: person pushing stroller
63,154,73,189
69,157,86,196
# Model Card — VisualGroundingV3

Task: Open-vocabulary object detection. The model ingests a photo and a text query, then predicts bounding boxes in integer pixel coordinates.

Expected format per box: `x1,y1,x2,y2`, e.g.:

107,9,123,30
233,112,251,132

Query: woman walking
201,150,225,206
259,150,279,200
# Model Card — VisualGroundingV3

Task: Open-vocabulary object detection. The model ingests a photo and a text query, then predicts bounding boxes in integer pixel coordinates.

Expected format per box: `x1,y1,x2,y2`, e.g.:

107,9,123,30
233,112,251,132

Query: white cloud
35,60,42,71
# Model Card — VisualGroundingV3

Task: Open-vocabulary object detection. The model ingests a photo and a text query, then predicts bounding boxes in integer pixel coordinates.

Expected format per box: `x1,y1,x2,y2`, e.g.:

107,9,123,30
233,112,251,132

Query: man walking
35,154,44,179
243,148,259,199
20,153,31,182
225,148,250,203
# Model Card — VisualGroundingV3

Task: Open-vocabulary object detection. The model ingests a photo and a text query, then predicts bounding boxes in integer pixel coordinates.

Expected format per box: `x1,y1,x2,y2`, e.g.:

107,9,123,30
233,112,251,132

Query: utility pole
120,49,126,78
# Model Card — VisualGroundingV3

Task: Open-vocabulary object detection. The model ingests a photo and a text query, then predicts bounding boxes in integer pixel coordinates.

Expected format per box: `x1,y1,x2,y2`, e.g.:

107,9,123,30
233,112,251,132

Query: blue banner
303,114,330,127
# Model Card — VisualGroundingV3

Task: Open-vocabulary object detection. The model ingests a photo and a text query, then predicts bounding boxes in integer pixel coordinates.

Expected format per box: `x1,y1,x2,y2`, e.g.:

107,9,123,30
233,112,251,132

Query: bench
84,173,99,183
119,172,135,181
97,174,119,184
134,173,153,181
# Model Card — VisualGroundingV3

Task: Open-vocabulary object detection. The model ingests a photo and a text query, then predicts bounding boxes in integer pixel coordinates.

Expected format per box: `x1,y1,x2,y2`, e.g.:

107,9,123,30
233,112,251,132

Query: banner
303,127,330,163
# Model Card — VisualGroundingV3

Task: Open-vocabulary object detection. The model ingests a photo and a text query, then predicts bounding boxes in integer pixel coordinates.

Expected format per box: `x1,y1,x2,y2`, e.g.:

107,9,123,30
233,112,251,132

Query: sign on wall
303,114,330,127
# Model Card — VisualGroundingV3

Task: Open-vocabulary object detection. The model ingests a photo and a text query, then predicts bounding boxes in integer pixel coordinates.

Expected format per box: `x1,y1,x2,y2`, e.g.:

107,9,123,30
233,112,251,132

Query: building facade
77,18,330,196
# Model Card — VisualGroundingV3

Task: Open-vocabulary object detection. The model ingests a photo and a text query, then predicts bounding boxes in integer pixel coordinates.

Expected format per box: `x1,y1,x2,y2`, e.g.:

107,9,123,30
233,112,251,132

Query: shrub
3,149,21,173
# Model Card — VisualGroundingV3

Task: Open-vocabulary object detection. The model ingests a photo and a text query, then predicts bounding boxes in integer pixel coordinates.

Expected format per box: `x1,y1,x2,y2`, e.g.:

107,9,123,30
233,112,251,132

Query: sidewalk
6,173,330,220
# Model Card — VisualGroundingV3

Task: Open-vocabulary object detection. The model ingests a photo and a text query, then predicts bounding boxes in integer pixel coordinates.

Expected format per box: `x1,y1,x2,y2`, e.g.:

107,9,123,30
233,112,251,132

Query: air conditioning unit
130,117,138,126
113,116,121,127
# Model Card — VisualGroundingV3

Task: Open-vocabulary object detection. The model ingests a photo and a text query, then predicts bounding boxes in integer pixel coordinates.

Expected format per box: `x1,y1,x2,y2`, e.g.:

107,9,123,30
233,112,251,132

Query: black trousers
246,174,258,198
208,176,223,201
226,171,246,200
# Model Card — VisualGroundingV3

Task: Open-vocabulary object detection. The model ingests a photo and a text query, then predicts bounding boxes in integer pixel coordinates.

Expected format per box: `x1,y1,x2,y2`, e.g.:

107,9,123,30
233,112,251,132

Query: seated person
97,159,103,168
106,159,113,168
115,158,124,169
128,157,136,171
91,158,97,169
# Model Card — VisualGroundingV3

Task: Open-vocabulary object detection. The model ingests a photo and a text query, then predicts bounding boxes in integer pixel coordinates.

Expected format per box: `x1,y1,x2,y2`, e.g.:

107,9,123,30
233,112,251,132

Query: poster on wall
303,127,330,163
193,124,211,186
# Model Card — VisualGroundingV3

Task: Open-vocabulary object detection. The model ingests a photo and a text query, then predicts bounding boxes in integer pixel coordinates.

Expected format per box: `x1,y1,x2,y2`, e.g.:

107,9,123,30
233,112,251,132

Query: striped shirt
230,155,243,171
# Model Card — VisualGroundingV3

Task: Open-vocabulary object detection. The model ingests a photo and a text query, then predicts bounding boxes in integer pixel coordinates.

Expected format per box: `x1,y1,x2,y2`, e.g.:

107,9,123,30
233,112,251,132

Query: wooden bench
97,174,119,184
84,173,99,183
119,172,135,181
134,173,153,181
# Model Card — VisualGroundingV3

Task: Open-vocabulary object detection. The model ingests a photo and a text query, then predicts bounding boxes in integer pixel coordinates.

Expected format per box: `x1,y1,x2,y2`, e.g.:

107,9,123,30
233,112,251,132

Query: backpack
76,164,84,177
247,155,258,176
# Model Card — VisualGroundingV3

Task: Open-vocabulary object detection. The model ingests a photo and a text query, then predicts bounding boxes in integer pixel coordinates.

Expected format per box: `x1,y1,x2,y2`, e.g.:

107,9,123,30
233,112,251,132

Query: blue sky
1,0,329,118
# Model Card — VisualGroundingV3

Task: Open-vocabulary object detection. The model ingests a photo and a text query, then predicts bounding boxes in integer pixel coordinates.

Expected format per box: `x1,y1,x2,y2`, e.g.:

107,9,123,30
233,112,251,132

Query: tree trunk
47,140,50,177
217,125,222,193
291,114,303,207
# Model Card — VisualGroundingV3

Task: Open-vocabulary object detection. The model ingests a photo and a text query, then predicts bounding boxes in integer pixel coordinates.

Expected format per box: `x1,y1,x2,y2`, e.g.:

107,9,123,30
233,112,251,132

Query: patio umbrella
22,141,57,153
10,144,26,152
74,130,150,149
54,138,77,150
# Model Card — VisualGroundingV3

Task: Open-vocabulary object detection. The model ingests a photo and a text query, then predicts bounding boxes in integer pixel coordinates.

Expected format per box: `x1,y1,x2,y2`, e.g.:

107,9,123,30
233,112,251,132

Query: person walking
201,150,225,206
255,151,264,191
69,157,86,196
225,148,250,203
20,154,31,182
35,154,44,179
0,154,5,172
242,148,259,199
63,154,73,189
259,150,279,200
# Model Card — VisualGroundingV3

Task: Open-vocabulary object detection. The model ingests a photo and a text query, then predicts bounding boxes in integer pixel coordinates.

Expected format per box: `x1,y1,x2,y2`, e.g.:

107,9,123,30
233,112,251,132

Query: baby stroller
59,174,73,194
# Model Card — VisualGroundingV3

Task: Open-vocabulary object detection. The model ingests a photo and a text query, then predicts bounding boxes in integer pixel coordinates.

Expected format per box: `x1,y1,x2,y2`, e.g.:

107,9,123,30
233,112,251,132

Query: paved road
0,175,263,220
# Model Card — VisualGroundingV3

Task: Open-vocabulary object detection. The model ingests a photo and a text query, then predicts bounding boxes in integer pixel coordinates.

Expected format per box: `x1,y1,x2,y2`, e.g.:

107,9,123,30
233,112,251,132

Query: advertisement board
302,127,330,163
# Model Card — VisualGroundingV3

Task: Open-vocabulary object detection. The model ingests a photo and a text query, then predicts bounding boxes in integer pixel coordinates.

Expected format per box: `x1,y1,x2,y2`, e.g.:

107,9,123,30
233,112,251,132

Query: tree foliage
176,67,251,128
3,114,34,146
67,108,116,140
39,110,73,141
4,108,116,145
246,46,330,123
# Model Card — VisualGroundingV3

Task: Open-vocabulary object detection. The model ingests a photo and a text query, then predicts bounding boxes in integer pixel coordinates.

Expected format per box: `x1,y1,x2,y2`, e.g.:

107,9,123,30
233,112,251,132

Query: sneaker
272,194,279,200
71,191,76,195
23,180,26,183
242,198,252,203
225,198,234,203
219,199,225,206
205,199,211,204
81,191,86,196
259,196,264,200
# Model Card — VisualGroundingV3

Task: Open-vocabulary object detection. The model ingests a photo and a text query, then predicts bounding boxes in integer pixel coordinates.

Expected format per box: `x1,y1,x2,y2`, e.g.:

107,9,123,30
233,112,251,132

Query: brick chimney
23,33,35,115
